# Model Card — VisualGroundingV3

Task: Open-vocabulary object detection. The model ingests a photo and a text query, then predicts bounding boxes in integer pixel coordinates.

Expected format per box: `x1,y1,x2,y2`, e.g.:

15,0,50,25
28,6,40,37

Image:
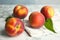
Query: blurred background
0,0,60,5
0,0,60,40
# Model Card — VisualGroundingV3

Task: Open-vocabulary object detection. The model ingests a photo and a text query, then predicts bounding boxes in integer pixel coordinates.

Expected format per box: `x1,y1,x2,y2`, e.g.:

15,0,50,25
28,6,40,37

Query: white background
0,0,60,5
0,5,60,40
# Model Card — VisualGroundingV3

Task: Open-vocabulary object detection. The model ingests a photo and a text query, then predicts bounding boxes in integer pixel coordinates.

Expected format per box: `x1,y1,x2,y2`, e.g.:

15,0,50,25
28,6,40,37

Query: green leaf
5,16,13,22
44,18,56,33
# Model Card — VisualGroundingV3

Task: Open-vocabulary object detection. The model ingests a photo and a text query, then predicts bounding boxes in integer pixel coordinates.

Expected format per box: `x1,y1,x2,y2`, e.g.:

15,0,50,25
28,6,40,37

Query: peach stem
24,29,31,37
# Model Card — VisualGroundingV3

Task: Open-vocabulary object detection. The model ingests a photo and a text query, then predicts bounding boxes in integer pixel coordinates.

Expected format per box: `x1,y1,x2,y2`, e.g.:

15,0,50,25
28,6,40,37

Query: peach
13,5,28,19
41,6,54,19
29,11,45,28
5,17,24,36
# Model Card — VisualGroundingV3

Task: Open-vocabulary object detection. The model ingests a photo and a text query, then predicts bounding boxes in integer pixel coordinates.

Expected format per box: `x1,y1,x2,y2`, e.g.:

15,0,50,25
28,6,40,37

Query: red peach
5,17,24,36
29,11,45,28
41,6,54,19
13,5,28,19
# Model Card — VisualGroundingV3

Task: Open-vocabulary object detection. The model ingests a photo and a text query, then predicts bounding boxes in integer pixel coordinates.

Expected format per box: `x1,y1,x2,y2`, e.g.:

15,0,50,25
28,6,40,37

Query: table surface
0,5,60,40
